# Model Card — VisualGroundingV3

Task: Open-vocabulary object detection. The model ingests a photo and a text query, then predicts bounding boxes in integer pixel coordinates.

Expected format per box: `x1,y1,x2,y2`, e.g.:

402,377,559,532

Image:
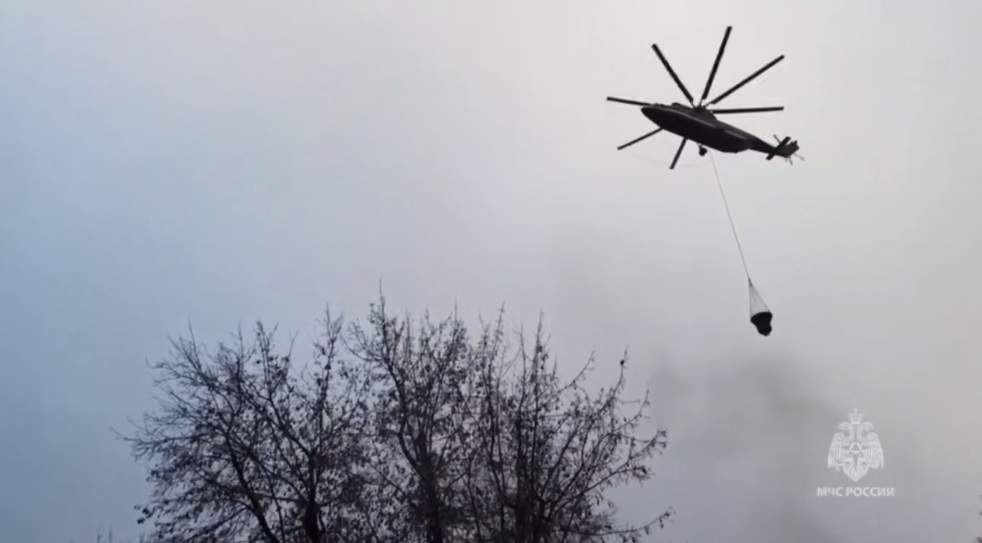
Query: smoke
590,352,964,542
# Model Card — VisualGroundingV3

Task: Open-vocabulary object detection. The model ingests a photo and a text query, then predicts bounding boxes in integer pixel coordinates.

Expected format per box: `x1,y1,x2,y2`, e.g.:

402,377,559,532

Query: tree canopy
129,299,670,542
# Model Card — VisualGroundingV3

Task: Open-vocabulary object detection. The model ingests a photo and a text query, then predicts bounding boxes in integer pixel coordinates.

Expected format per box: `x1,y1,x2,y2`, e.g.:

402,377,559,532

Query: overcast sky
3,1,981,541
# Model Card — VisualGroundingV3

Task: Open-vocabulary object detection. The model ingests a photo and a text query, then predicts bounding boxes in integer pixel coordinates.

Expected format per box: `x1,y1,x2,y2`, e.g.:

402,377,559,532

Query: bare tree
464,323,670,543
349,300,478,543
352,301,671,542
129,312,375,543
130,299,669,542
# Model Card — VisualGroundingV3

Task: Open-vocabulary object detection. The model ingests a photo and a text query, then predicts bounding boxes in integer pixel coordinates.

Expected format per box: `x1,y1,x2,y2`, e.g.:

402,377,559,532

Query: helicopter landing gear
698,146,708,156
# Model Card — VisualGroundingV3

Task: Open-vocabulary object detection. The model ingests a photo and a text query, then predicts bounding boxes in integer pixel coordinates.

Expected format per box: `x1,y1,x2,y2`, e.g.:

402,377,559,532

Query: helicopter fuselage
642,103,769,154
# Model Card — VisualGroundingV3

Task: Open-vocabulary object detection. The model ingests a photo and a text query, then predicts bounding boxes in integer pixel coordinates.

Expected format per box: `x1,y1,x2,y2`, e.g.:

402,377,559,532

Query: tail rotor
772,135,804,164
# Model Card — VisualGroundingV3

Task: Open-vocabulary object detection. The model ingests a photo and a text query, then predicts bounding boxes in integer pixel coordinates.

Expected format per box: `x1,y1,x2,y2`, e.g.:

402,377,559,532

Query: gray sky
3,1,981,541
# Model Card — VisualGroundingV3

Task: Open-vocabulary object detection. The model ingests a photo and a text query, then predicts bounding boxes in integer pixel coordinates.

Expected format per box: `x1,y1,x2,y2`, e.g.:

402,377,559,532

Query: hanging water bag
748,280,772,336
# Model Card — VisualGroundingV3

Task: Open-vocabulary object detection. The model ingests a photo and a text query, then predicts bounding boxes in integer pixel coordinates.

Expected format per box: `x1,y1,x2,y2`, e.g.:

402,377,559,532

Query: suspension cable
708,151,751,283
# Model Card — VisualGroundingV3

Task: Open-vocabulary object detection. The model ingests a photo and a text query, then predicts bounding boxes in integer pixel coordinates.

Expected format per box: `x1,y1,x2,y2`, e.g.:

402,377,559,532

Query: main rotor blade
670,138,687,169
607,96,650,107
651,44,694,105
707,55,784,106
700,26,732,104
617,128,663,150
710,106,784,114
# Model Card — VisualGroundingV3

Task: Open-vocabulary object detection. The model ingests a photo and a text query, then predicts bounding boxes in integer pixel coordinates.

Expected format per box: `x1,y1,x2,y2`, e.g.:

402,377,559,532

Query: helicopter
607,26,801,169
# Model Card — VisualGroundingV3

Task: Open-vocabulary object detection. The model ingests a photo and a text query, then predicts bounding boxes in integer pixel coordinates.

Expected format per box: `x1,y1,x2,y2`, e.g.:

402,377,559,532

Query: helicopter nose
641,104,664,124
